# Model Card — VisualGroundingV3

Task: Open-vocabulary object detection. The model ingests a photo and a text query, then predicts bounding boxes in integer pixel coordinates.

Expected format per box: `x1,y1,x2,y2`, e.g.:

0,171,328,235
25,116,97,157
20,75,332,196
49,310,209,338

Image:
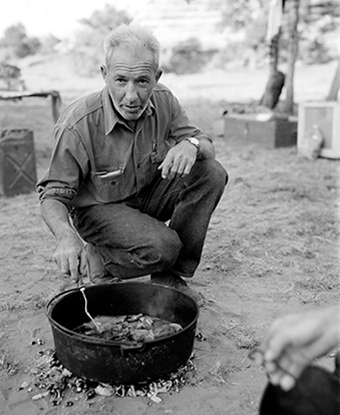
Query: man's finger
158,161,170,179
78,250,87,277
280,374,296,391
264,360,277,374
58,256,70,276
69,257,80,282
182,159,194,176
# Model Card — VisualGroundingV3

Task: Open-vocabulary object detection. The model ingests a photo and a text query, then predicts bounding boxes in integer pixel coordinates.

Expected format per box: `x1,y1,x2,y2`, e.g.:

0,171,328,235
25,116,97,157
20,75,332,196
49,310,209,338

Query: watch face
189,138,199,146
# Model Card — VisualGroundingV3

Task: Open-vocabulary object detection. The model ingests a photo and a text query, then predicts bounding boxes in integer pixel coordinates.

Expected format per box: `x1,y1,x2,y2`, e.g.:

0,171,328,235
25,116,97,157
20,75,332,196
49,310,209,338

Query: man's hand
53,232,87,284
158,139,197,180
40,199,87,284
261,305,340,390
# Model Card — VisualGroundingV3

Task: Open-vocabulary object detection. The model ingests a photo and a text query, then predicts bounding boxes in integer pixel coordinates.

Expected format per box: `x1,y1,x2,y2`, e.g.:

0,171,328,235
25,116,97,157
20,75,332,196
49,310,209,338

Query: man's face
101,46,162,121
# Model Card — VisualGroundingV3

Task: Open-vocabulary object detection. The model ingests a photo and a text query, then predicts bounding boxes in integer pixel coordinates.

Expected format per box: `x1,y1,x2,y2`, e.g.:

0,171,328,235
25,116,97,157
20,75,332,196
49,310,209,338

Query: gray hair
103,24,161,70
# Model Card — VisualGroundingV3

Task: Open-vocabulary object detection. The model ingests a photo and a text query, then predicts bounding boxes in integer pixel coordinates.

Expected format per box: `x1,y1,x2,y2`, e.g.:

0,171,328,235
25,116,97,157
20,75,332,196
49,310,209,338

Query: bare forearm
198,138,215,159
40,199,87,280
40,199,77,242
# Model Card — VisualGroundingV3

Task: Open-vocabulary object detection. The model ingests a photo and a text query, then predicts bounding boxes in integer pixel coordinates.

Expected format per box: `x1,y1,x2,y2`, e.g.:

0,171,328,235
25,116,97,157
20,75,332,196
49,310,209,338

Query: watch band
185,137,200,150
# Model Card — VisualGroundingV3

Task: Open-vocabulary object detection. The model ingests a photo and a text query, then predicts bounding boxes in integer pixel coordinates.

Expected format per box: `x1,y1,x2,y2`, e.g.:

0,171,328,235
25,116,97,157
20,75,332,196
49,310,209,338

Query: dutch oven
46,282,199,384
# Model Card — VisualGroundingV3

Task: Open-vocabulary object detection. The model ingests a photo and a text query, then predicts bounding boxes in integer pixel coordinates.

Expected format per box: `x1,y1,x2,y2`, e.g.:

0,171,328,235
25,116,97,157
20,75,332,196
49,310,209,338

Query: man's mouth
123,105,140,112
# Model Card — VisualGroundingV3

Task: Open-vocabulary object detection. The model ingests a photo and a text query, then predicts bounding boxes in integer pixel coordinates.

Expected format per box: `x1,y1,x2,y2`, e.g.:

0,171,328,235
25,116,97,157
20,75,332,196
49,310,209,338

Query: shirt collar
102,87,155,135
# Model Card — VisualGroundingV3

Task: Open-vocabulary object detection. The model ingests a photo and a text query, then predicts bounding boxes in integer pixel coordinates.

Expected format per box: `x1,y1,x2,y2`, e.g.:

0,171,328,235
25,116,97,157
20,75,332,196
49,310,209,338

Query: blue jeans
72,159,228,280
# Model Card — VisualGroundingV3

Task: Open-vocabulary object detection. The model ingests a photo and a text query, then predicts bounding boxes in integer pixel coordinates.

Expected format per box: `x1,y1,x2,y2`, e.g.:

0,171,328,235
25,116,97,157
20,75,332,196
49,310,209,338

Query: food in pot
74,313,182,343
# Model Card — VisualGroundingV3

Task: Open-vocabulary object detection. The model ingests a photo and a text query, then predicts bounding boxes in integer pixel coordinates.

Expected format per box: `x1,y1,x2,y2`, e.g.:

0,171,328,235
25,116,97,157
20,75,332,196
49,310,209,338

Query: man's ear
100,64,107,81
156,68,163,83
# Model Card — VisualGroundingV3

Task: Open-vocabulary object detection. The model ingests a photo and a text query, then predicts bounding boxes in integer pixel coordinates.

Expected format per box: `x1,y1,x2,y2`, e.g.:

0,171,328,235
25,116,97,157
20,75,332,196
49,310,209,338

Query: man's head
101,24,163,121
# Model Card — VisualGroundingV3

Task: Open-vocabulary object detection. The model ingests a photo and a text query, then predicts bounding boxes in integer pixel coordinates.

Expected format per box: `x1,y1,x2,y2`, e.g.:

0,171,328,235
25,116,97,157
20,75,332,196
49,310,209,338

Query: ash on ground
21,348,197,406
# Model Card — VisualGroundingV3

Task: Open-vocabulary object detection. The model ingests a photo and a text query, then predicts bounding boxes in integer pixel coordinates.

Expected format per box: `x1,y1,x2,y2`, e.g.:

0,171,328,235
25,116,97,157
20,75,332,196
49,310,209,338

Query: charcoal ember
154,380,172,393
85,389,97,400
27,347,196,406
17,381,29,391
74,378,88,393
31,338,44,345
149,394,162,403
115,385,126,397
32,391,49,401
135,386,148,397
29,349,94,406
195,331,206,341
126,385,136,397
95,384,115,397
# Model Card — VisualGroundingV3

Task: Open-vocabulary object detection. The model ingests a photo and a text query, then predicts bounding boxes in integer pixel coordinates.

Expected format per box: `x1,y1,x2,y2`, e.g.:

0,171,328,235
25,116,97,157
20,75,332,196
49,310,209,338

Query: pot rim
46,281,199,348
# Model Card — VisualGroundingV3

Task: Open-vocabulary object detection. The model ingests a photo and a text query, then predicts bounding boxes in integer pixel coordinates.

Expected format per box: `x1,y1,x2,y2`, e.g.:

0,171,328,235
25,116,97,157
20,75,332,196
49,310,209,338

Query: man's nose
125,82,138,102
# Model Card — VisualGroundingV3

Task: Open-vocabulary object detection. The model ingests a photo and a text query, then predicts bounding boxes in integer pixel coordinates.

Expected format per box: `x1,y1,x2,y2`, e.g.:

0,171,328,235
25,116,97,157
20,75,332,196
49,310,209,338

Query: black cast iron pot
46,282,199,384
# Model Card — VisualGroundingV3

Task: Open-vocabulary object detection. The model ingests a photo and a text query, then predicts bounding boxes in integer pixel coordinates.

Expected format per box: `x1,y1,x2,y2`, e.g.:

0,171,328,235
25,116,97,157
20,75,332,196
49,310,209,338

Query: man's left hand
158,139,197,180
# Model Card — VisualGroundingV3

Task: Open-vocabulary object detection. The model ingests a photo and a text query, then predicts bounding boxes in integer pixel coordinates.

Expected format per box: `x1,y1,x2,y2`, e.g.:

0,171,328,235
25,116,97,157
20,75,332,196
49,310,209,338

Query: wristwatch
185,137,200,151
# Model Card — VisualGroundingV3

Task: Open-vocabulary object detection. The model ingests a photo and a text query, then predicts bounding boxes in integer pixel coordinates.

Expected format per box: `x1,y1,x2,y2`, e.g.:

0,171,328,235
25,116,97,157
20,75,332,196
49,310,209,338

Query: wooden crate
0,129,37,196
224,114,297,148
298,101,340,159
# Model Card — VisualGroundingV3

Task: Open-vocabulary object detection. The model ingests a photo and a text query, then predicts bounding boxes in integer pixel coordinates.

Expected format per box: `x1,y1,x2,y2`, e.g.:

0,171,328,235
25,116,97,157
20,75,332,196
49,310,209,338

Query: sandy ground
0,57,339,415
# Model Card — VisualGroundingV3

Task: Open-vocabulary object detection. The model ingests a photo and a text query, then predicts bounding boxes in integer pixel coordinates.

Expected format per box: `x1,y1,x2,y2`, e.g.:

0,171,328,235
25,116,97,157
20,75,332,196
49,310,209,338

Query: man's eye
115,78,126,84
138,79,148,85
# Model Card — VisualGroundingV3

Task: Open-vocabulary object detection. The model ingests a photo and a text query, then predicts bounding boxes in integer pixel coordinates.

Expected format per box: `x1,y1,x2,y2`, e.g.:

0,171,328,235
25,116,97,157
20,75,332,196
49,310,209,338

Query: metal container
0,129,37,196
46,282,199,384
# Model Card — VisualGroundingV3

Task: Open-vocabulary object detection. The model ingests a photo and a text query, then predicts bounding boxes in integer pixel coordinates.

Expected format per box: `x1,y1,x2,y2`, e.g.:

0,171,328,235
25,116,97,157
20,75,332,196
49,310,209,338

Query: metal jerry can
0,129,37,196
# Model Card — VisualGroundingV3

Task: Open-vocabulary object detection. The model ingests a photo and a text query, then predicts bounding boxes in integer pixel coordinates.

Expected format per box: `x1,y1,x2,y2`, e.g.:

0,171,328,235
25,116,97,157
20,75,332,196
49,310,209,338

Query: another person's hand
261,305,340,391
158,139,197,180
53,232,87,284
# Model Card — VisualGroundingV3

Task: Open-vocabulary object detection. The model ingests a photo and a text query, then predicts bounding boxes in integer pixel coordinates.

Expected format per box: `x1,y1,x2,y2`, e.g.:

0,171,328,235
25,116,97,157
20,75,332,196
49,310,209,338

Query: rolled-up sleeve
37,125,89,206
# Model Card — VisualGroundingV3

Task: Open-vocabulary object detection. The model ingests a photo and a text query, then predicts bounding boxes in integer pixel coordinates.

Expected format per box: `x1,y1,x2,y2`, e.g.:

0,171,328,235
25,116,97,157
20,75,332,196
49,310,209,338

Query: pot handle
120,342,146,358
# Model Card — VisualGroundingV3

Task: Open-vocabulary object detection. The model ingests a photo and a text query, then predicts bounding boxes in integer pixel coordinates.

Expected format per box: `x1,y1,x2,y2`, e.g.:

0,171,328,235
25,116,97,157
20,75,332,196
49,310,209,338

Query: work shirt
37,84,209,208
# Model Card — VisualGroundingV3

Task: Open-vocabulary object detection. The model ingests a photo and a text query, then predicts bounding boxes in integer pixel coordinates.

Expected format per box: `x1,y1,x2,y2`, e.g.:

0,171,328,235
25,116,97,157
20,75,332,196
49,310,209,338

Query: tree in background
327,58,340,101
70,4,132,77
298,0,340,64
215,0,339,66
260,0,286,109
0,23,41,60
281,0,299,114
213,0,339,113
39,34,61,55
163,38,211,74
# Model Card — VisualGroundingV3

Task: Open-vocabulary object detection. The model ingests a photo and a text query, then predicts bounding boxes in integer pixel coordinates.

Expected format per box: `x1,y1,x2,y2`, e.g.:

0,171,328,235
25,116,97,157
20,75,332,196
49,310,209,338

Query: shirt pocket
91,165,127,203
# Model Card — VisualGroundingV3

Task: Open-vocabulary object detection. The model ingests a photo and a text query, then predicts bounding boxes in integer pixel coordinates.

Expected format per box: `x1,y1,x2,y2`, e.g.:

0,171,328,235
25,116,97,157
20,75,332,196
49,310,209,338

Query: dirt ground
0,57,339,415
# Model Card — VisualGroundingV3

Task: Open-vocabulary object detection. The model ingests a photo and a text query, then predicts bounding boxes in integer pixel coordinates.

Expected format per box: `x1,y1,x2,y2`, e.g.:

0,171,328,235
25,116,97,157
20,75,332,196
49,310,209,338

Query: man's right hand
40,199,87,284
53,232,87,283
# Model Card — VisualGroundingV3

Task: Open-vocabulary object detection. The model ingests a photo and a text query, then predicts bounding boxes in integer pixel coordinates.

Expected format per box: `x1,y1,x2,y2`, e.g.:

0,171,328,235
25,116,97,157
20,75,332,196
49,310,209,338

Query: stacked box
0,129,37,196
224,114,298,148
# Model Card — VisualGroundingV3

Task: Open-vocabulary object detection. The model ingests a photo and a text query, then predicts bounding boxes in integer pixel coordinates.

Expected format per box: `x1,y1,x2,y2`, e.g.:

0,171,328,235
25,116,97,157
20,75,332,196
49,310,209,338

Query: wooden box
224,114,298,148
298,101,340,159
0,129,37,196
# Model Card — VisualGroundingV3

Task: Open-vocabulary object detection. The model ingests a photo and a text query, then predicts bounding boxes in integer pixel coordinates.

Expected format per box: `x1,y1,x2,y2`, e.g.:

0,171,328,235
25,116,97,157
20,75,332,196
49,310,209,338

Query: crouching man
37,24,228,305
